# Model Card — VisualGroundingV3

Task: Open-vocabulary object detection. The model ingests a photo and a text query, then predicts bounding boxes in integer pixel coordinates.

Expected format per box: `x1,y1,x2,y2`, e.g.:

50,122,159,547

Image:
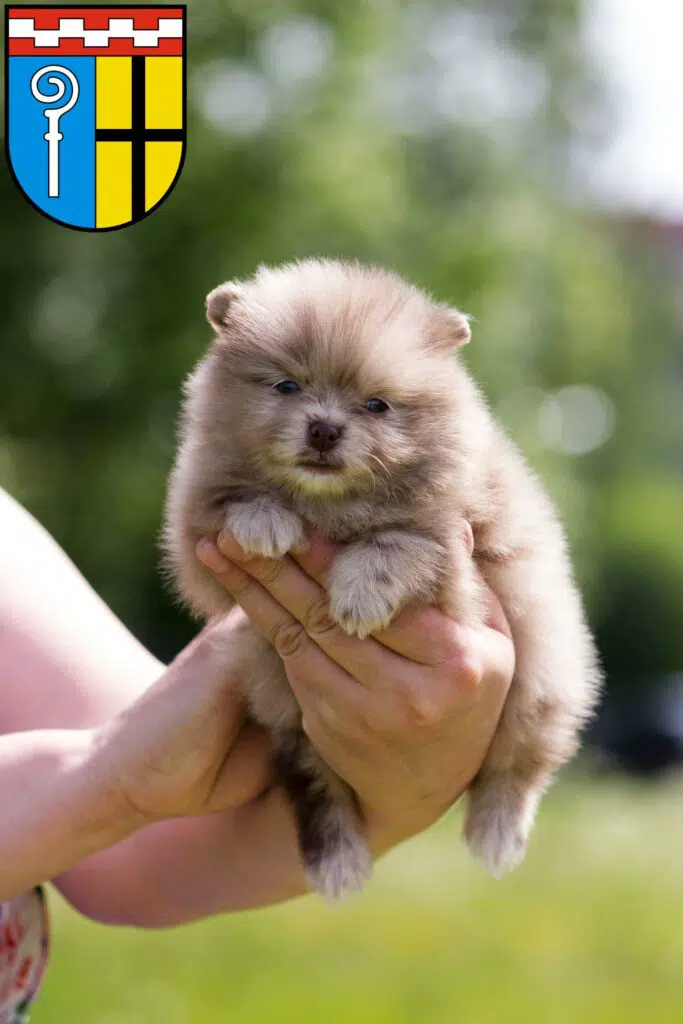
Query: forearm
56,787,309,926
0,489,501,925
0,488,163,737
55,777,433,927
0,728,137,902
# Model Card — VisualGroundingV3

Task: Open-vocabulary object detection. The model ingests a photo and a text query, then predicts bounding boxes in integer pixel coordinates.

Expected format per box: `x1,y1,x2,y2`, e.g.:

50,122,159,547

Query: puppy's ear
445,308,472,348
427,306,472,353
205,281,244,332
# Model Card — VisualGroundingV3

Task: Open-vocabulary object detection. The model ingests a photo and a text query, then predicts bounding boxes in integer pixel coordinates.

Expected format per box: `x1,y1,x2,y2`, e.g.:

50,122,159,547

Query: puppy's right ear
205,281,244,332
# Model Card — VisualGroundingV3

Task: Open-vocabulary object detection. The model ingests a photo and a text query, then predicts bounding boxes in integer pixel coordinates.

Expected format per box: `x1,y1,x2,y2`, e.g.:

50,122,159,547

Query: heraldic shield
5,6,186,230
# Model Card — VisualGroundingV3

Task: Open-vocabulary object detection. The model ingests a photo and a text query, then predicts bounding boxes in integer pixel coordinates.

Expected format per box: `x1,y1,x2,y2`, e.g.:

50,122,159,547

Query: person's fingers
197,538,385,698
197,543,304,652
228,518,505,646
291,524,474,585
159,626,246,743
200,537,419,682
472,626,515,700
199,515,511,672
205,533,482,670
288,529,339,587
482,584,513,639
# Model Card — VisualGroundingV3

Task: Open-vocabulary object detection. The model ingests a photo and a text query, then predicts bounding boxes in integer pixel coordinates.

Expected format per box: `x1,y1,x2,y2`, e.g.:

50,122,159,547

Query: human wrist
0,727,145,902
76,724,150,846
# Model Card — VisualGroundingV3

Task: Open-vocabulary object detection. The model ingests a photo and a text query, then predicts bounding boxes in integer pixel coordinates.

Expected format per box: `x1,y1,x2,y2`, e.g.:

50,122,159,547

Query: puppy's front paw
329,551,405,638
226,502,307,559
330,580,400,639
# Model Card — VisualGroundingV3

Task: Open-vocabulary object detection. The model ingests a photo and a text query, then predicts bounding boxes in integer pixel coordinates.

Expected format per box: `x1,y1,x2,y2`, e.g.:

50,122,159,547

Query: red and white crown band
7,8,183,56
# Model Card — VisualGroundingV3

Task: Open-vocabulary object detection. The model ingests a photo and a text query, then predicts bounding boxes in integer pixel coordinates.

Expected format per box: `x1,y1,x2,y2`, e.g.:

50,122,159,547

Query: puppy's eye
274,380,301,395
365,397,390,414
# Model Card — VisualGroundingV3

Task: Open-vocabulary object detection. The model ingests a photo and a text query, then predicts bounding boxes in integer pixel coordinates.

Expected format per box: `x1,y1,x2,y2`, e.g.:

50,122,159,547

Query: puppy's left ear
445,308,472,348
428,306,472,353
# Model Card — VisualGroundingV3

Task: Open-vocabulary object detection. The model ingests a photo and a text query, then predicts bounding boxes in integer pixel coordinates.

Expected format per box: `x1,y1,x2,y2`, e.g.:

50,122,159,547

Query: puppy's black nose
308,421,342,452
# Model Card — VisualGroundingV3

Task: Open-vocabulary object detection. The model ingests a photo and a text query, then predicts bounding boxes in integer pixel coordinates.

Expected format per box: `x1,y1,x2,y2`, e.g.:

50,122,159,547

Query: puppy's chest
292,497,406,542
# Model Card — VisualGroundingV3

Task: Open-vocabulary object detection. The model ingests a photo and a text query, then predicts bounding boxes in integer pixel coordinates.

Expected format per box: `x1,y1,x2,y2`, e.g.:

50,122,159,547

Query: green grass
36,777,683,1024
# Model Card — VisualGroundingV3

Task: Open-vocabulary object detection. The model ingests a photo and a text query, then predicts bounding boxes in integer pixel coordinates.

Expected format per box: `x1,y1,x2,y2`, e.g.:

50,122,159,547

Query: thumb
208,722,274,812
460,519,474,557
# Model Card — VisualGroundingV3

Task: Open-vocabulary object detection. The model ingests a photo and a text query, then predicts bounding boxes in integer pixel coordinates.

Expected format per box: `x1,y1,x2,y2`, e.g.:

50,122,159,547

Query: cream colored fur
162,259,602,894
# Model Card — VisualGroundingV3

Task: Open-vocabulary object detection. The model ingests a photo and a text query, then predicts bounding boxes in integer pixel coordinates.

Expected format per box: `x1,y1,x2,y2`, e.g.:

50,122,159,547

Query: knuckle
395,678,447,732
249,557,285,585
272,619,308,660
302,596,339,640
409,695,445,731
402,606,461,662
446,649,483,694
437,619,469,663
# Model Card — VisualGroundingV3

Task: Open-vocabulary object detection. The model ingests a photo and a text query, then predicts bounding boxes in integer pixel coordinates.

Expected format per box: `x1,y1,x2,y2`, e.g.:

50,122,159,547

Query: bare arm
0,489,513,925
0,488,296,919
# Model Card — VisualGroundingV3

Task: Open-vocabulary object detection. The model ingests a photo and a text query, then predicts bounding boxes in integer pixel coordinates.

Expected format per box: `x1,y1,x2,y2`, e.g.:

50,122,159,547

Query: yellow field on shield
146,141,183,210
97,142,132,228
96,57,131,129
94,55,183,226
145,57,183,131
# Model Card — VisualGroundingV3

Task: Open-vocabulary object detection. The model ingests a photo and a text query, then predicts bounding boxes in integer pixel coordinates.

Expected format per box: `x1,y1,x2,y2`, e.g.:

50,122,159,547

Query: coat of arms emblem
5,5,186,230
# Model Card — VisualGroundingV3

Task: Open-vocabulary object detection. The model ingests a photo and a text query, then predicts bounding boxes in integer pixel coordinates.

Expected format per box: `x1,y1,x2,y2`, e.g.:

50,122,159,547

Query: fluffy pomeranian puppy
163,259,601,900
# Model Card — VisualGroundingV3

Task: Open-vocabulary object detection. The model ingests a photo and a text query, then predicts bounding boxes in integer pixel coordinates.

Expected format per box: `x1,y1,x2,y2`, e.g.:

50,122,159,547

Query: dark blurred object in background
592,674,683,777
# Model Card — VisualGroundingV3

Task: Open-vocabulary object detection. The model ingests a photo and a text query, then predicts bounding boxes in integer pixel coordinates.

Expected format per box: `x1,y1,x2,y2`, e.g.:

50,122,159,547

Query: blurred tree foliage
1,0,681,685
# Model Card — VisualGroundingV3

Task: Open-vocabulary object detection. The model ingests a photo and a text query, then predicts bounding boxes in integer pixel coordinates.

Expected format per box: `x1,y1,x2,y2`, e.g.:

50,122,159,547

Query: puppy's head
203,260,472,500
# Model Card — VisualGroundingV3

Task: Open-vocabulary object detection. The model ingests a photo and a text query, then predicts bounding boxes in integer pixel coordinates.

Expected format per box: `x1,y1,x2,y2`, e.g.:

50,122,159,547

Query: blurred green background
41,781,683,1023
2,0,683,1020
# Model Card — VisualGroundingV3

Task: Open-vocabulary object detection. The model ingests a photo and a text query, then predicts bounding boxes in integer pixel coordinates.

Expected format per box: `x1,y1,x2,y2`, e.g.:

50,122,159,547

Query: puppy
162,259,602,900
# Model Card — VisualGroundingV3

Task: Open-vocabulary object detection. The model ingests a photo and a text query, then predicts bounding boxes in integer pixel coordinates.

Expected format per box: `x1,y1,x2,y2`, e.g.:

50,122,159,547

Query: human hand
96,619,273,829
196,527,515,854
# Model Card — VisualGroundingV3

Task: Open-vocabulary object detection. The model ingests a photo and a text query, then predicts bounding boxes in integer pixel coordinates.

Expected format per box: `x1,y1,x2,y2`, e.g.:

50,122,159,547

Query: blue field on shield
8,56,95,229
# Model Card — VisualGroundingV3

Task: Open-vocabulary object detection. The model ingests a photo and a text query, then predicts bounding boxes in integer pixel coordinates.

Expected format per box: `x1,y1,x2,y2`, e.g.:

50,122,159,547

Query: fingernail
197,539,232,572
216,530,250,562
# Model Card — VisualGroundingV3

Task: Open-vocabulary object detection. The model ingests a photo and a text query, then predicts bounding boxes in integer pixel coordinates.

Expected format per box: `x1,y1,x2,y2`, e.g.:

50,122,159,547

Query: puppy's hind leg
463,648,596,877
462,614,588,877
275,732,372,903
463,536,601,876
463,760,549,877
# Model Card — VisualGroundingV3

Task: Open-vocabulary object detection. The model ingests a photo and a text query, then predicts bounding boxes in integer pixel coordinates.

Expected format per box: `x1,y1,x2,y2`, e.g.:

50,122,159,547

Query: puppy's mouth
295,449,345,474
269,450,351,494
296,460,342,474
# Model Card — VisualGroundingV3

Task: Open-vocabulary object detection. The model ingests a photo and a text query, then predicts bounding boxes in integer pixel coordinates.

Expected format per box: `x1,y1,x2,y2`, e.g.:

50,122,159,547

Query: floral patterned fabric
0,890,49,1024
